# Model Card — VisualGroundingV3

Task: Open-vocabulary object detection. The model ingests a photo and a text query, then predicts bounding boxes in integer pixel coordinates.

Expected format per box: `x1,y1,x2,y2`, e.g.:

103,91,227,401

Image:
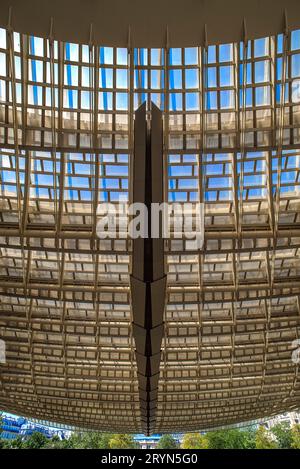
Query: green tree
43,435,70,449
291,424,300,449
2,436,25,449
81,432,110,449
82,431,107,449
271,423,292,449
181,433,208,449
23,431,48,449
98,433,114,449
36,431,138,450
62,431,113,449
255,426,278,449
108,434,137,449
157,434,179,449
206,428,255,449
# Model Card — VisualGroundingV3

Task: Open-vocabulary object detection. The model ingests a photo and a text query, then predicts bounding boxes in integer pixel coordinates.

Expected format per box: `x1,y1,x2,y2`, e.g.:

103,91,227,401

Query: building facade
264,411,300,430
0,414,70,440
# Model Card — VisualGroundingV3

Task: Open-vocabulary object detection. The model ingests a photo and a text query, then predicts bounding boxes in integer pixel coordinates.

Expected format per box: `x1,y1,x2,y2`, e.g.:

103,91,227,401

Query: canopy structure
0,3,300,434
0,0,300,48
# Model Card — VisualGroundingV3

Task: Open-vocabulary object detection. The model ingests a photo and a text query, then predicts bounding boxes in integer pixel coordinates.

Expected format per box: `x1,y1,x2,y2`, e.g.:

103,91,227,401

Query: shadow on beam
130,102,166,436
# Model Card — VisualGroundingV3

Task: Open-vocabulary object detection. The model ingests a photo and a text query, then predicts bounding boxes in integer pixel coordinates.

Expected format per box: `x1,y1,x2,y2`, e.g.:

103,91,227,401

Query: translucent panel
1,23,300,435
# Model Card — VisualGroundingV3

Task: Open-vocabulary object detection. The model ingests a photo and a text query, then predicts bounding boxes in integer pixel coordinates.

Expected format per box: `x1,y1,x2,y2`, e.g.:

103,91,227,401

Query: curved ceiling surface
0,0,299,47
0,8,299,434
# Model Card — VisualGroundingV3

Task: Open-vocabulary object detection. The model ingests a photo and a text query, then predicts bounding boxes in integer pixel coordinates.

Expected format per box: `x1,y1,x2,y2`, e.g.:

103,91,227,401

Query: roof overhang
0,0,299,48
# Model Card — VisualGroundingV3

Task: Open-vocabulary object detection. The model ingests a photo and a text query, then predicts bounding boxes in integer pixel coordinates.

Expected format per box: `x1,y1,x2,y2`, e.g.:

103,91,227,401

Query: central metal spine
130,102,166,436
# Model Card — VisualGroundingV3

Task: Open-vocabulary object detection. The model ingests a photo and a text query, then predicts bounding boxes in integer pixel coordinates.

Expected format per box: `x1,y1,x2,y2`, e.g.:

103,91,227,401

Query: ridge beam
130,102,166,436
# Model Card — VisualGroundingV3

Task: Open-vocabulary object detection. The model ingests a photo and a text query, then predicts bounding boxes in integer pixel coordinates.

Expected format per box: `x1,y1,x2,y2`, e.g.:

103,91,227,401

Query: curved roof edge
0,0,299,48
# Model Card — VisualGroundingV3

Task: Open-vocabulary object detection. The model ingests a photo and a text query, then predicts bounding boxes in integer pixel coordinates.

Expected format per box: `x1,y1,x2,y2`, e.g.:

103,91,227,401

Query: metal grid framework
0,23,300,433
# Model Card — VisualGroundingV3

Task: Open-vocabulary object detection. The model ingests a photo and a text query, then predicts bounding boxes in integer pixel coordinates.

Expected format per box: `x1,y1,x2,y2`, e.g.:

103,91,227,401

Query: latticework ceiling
0,22,300,434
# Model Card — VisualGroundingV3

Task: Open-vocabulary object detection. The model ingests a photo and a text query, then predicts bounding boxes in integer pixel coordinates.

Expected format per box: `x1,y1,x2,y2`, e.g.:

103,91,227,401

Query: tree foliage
2,436,27,449
108,434,138,449
0,431,136,449
291,424,300,449
64,431,114,449
255,426,278,449
157,434,179,449
181,433,208,449
1,422,299,449
270,423,292,449
23,432,48,449
206,428,256,449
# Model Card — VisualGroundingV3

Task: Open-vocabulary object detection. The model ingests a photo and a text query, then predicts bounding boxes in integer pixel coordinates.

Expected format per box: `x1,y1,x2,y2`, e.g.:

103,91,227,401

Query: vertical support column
131,102,166,436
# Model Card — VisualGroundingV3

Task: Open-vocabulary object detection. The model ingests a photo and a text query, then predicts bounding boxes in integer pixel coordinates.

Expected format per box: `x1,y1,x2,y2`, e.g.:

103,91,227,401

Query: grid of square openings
0,29,300,152
0,31,130,150
0,148,130,224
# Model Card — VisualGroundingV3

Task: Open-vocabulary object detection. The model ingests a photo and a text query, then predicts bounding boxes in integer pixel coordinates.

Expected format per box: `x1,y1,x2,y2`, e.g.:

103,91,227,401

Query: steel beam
130,102,166,435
